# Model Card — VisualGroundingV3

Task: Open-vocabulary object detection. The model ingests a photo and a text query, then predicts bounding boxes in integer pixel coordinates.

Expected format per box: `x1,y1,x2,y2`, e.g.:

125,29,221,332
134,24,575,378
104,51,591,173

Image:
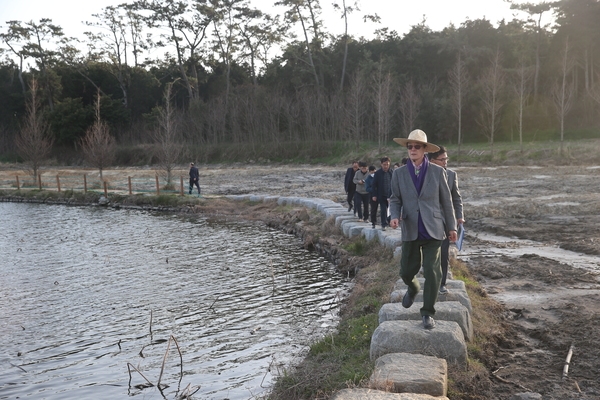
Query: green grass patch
343,236,369,256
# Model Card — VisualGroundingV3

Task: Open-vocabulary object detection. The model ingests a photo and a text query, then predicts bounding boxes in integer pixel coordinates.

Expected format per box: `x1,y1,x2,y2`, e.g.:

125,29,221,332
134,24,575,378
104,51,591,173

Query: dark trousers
346,188,356,210
400,239,443,317
440,237,450,286
353,192,369,220
379,197,390,227
189,179,200,194
370,199,378,225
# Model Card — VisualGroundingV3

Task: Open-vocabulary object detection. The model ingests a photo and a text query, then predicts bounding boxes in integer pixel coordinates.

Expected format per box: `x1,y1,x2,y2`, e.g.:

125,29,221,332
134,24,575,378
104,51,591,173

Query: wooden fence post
38,174,42,190
83,174,87,193
128,176,132,195
180,176,184,196
103,181,108,197
56,175,61,192
155,175,160,195
15,175,20,190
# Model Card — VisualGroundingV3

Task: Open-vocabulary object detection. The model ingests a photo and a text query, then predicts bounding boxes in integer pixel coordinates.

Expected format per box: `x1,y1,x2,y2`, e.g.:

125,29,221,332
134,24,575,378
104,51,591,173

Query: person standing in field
344,161,359,213
389,130,457,330
353,161,370,222
189,162,201,196
428,145,464,294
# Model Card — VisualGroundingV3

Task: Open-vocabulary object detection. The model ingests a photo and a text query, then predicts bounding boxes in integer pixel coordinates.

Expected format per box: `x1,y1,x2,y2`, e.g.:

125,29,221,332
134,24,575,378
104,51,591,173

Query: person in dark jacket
371,157,393,230
189,162,200,195
364,165,377,228
344,161,359,213
428,146,465,294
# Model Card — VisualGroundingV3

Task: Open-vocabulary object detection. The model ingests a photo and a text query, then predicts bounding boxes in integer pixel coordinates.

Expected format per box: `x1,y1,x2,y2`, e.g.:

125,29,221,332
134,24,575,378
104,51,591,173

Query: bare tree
552,37,575,155
152,82,183,186
588,72,600,106
276,0,322,87
372,62,394,152
80,92,116,181
509,2,552,99
448,52,469,156
477,49,505,157
15,77,54,180
398,79,420,136
513,60,533,153
346,69,367,148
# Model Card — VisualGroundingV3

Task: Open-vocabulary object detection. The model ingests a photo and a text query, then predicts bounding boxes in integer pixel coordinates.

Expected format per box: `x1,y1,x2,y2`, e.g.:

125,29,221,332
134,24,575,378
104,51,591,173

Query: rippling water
0,202,350,399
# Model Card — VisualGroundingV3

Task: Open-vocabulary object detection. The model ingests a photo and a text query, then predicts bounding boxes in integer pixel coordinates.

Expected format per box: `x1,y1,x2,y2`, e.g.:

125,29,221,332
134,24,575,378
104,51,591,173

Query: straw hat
393,129,440,153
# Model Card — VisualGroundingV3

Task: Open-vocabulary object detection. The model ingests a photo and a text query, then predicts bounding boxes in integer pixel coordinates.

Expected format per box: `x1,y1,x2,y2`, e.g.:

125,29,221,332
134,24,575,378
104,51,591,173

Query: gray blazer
390,163,457,241
446,168,464,221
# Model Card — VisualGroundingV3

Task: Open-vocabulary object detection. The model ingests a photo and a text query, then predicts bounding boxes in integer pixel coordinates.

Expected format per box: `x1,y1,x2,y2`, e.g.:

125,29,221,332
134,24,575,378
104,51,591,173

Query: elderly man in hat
389,129,457,329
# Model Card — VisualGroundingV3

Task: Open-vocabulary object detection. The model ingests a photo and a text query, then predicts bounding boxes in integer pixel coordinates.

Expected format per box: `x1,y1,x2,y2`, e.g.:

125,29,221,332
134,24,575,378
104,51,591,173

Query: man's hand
458,218,465,225
448,230,458,242
390,218,399,229
372,196,377,202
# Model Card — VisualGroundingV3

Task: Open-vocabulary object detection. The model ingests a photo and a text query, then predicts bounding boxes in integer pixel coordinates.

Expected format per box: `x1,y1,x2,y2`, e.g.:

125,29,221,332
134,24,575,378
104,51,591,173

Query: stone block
276,196,293,206
335,215,356,228
379,302,473,342
342,220,361,236
362,227,379,242
370,320,467,365
349,225,366,238
371,353,447,397
330,388,449,400
325,207,351,219
383,231,403,249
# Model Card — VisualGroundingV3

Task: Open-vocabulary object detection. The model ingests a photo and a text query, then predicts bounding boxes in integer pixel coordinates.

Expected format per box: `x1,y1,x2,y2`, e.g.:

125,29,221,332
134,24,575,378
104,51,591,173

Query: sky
0,0,534,37
0,0,548,65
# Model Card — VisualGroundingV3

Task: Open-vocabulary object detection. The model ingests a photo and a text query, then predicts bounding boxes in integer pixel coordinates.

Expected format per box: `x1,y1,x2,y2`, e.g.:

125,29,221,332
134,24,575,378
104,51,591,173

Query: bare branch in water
157,336,173,387
127,362,154,387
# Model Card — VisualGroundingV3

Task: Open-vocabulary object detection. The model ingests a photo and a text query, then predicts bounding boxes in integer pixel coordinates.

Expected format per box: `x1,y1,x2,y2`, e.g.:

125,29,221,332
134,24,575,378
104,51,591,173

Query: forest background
1,0,600,175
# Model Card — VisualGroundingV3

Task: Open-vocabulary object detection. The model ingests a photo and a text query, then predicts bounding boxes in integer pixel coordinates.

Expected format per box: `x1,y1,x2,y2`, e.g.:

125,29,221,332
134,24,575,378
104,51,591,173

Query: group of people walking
344,129,464,330
344,157,397,230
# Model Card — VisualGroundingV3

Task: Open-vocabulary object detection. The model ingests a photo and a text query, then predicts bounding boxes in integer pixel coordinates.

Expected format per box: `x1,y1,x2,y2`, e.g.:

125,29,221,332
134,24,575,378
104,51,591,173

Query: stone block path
227,195,474,399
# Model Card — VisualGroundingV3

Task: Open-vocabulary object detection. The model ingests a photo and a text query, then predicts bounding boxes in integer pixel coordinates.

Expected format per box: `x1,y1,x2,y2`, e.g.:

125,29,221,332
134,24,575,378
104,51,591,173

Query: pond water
0,202,350,399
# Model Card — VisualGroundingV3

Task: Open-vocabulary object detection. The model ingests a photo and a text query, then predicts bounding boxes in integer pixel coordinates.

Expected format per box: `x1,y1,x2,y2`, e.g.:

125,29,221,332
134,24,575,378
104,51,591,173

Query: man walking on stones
429,145,464,294
344,161,359,213
371,157,393,230
389,130,457,330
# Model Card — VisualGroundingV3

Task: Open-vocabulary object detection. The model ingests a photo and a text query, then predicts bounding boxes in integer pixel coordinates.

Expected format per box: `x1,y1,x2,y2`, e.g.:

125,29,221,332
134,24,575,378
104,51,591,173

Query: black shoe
348,205,352,212
423,315,435,329
372,224,376,229
439,285,448,294
402,290,415,308
381,226,386,231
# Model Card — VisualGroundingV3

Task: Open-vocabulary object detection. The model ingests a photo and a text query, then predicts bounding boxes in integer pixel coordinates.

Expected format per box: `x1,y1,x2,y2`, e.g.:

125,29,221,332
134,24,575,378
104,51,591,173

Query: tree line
1,0,600,171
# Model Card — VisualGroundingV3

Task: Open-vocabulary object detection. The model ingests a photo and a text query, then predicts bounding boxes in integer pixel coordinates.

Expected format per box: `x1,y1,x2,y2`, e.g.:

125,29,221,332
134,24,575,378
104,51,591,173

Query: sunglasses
406,144,422,150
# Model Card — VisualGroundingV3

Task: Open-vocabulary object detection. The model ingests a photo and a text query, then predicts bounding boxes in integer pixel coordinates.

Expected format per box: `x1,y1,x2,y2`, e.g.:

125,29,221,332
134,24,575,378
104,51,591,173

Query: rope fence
2,172,194,197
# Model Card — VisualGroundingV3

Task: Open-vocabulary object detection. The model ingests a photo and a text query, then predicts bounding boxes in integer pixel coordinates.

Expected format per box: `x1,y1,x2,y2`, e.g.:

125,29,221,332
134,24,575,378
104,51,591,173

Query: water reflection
0,202,350,399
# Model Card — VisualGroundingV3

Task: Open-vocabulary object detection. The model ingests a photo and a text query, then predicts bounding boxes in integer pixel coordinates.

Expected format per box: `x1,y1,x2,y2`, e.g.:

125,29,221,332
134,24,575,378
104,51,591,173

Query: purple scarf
407,156,432,240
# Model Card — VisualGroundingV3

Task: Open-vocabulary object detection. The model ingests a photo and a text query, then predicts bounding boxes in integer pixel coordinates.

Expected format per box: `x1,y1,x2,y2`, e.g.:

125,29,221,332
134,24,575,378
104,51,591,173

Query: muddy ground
2,163,600,399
